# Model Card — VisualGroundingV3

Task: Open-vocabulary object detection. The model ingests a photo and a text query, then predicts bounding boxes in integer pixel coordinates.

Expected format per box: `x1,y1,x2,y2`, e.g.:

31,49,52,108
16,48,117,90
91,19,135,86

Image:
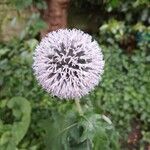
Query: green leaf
79,113,120,150
0,97,31,150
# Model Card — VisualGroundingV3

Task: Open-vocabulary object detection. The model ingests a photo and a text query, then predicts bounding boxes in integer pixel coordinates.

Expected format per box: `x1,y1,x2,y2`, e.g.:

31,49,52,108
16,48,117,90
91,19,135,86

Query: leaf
0,48,10,58
79,113,120,150
25,39,38,51
0,97,31,150
11,0,33,9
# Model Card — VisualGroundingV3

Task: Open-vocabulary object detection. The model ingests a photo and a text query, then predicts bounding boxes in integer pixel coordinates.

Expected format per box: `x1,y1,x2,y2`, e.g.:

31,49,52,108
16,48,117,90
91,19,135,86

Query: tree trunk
40,0,70,37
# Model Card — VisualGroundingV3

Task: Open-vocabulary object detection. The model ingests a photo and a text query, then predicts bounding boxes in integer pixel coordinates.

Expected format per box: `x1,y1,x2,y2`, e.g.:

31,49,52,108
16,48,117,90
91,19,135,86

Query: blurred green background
0,0,150,150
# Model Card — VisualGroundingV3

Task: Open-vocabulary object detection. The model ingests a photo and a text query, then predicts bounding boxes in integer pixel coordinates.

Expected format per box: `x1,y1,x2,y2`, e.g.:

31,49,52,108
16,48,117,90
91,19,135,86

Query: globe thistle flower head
33,29,104,99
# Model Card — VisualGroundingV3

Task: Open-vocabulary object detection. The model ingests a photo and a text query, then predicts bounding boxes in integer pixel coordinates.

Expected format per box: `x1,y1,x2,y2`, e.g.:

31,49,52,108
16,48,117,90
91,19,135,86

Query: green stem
75,99,84,116
58,123,78,136
75,100,93,128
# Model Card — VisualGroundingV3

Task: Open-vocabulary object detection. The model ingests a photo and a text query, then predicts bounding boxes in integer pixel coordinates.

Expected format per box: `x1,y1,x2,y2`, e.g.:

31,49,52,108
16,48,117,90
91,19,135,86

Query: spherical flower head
33,29,104,99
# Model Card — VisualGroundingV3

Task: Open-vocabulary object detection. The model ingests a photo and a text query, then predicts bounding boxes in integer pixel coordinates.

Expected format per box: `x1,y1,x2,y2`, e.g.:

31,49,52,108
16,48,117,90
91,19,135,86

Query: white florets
33,29,104,99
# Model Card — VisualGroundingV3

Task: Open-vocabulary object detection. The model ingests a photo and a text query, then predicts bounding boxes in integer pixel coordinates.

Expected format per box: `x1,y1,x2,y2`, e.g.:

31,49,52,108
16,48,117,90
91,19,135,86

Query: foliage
6,0,47,41
18,13,47,40
0,20,149,148
38,104,120,150
95,20,150,148
9,0,47,10
0,38,120,149
0,97,31,150
0,0,150,149
70,0,149,33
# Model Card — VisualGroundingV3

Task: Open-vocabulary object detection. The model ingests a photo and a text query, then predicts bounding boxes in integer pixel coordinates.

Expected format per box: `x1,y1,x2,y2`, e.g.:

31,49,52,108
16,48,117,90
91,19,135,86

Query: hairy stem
75,99,84,116
58,122,77,136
